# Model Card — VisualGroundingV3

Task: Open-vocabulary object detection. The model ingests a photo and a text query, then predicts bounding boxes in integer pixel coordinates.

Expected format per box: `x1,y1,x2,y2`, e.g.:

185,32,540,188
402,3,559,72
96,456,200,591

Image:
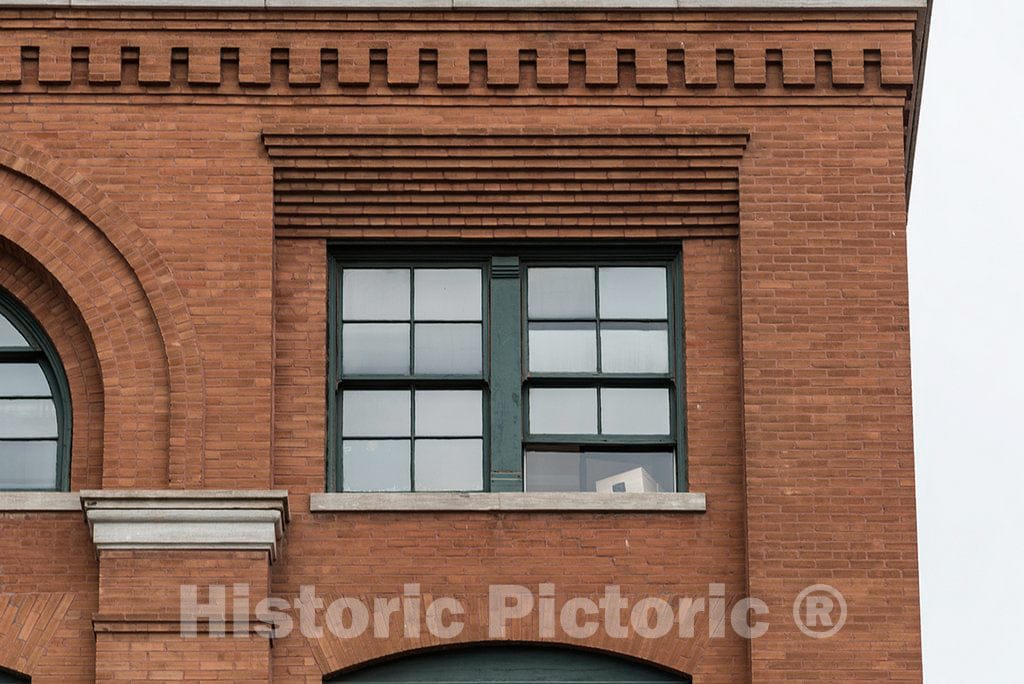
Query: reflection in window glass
0,399,58,439
0,314,29,347
600,388,671,435
599,323,669,374
342,269,410,321
414,390,482,437
343,440,411,492
527,268,595,319
598,267,668,320
342,324,410,375
414,439,484,491
528,322,597,373
414,324,482,375
528,388,598,435
0,441,57,490
525,451,674,492
342,390,411,437
414,269,482,321
0,363,52,397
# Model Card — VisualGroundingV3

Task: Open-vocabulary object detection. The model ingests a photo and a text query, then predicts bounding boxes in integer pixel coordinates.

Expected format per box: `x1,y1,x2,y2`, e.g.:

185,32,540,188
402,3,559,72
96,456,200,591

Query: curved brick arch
303,594,710,678
0,138,206,486
0,593,75,678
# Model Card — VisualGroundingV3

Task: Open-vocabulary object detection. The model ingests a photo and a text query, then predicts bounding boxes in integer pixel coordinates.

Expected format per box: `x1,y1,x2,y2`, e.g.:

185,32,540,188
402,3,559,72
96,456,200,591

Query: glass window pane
342,440,411,491
342,324,410,375
528,323,597,373
598,267,668,320
414,390,482,437
527,268,595,319
0,441,58,490
528,388,598,435
342,269,410,321
600,323,670,374
0,363,52,397
600,388,671,435
414,269,482,321
0,314,29,347
0,399,58,439
525,450,674,492
414,439,483,491
524,451,582,492
414,324,482,375
342,390,411,437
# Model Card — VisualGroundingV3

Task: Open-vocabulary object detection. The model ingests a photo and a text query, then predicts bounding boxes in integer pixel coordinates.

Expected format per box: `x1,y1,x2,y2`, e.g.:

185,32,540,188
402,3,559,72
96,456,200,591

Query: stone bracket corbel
80,490,290,562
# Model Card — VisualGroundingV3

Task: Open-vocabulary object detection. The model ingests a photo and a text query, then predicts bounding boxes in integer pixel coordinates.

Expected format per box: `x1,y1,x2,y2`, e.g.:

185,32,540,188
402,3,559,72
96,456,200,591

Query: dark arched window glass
0,289,71,491
326,644,689,683
0,667,29,682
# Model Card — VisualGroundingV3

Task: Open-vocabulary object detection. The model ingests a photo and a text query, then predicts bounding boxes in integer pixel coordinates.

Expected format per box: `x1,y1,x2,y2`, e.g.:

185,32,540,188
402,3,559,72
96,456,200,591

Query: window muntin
336,266,487,492
0,290,71,491
329,248,685,495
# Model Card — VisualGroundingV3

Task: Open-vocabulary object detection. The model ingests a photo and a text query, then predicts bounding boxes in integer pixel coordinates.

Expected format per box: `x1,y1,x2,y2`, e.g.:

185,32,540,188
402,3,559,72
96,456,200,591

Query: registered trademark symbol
793,584,847,639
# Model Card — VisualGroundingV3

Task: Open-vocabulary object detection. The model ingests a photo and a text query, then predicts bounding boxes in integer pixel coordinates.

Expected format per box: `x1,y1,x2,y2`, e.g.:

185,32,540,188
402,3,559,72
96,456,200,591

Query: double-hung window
328,246,685,494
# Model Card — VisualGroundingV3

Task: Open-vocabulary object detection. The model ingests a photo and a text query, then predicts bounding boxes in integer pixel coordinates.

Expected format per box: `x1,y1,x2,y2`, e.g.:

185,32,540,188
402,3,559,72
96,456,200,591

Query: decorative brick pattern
262,131,747,237
0,142,206,488
0,593,75,677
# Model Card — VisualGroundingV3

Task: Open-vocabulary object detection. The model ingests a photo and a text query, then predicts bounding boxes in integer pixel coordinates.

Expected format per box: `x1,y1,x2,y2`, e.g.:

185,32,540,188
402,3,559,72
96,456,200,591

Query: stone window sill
0,492,82,511
310,492,706,512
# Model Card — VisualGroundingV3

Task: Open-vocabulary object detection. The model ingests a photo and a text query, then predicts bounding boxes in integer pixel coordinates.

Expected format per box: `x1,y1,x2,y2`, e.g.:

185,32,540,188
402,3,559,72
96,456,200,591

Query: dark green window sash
327,243,687,493
0,287,72,492
327,253,491,493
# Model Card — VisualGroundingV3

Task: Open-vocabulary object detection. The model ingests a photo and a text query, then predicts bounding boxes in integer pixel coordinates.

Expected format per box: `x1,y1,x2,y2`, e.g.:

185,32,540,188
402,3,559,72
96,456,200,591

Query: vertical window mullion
488,256,523,492
328,261,342,492
594,266,603,435
409,269,416,491
672,255,688,492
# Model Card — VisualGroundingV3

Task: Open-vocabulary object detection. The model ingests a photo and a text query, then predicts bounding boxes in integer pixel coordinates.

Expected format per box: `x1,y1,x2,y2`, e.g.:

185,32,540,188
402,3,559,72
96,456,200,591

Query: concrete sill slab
310,492,706,512
0,492,82,511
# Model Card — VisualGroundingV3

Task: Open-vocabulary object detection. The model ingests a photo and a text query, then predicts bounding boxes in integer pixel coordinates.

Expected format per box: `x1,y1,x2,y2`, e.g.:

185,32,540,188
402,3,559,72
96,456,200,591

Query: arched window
326,644,690,683
0,288,71,491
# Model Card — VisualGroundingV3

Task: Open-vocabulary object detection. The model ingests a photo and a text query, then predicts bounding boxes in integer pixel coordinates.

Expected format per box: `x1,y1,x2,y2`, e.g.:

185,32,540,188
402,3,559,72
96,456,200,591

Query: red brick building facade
0,2,928,681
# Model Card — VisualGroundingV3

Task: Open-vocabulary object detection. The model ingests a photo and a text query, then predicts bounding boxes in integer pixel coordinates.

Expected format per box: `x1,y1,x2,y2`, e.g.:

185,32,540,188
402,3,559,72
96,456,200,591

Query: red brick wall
0,8,922,682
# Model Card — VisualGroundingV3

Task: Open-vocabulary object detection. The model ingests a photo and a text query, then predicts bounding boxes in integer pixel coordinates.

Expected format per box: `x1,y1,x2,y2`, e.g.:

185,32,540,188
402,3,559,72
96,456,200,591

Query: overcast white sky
908,1,1024,681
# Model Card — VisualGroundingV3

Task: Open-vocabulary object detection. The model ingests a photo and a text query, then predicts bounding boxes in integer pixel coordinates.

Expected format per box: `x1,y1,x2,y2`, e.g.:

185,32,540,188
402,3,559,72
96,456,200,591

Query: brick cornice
0,14,917,99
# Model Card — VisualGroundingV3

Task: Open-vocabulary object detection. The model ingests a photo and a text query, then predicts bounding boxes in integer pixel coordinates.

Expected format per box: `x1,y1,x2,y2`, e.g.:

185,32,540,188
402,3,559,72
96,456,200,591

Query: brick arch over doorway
325,643,692,683
0,138,206,487
305,600,713,679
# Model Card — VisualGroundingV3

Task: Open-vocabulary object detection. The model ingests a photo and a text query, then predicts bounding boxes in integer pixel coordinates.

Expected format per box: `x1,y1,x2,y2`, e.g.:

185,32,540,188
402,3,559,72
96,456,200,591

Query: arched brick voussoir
0,137,206,487
304,591,710,678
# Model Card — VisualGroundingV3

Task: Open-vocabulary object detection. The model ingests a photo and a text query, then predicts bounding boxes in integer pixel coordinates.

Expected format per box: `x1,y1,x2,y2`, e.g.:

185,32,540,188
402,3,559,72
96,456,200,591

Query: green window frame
0,287,72,492
327,243,686,494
